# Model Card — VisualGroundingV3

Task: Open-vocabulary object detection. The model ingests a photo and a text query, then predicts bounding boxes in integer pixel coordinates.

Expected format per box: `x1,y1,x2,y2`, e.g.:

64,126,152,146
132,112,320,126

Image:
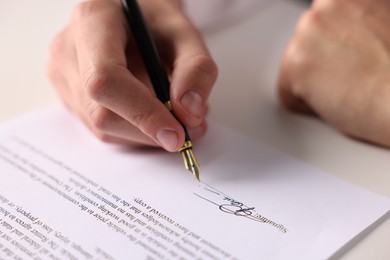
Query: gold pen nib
180,141,200,181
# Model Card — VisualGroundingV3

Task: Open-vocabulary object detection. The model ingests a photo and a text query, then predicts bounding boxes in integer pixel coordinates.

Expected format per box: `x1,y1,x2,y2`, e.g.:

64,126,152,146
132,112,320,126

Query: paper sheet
0,104,389,259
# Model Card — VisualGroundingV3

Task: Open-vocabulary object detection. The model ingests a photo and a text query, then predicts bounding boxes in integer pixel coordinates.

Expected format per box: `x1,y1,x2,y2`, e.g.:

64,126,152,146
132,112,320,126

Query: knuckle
295,10,322,35
282,41,313,99
72,1,99,21
83,65,112,102
312,0,357,18
287,14,324,70
189,54,219,83
129,107,153,128
284,39,308,69
312,0,337,12
88,106,112,132
47,63,61,88
72,0,117,23
49,30,66,56
318,0,337,7
47,30,68,86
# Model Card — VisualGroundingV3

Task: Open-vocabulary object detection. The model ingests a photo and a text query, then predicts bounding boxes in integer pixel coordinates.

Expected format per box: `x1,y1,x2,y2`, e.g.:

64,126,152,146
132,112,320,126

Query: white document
0,104,389,260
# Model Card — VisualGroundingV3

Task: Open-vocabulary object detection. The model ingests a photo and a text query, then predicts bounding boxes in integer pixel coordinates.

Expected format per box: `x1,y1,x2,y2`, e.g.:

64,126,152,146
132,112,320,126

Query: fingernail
181,91,204,118
156,129,179,151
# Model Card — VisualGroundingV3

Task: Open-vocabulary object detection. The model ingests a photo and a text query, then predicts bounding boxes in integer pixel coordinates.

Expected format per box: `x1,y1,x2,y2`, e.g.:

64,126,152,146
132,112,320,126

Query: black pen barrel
122,0,170,103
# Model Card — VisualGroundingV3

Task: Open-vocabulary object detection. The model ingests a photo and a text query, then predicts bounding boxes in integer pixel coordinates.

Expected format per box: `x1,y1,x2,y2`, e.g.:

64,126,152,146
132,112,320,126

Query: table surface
0,0,389,259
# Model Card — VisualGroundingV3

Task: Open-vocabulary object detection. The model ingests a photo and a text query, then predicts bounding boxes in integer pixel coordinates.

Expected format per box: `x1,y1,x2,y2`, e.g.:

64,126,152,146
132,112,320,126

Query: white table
1,0,389,259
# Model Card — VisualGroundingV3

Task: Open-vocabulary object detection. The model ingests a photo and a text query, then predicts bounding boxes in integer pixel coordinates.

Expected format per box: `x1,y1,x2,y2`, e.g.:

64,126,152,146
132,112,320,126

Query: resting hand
278,0,390,146
48,0,218,151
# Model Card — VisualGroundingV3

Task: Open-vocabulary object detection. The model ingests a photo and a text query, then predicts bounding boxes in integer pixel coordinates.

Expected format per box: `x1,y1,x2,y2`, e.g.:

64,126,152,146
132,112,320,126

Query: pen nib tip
180,142,200,181
191,166,200,181
186,159,200,181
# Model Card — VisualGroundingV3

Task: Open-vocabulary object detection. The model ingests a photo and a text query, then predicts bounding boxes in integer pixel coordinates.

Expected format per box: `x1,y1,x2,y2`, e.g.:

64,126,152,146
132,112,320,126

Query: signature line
193,193,221,207
203,187,220,195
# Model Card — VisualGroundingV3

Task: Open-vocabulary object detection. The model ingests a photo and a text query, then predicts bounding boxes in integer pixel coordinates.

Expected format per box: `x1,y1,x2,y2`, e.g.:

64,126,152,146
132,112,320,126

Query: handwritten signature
194,183,288,233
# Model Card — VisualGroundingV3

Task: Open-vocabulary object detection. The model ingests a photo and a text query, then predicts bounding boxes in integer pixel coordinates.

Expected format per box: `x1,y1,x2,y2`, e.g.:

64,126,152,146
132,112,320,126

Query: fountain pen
121,0,200,180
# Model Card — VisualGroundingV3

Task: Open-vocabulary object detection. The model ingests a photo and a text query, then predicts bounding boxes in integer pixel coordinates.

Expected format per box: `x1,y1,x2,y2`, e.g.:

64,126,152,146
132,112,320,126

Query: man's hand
278,0,390,146
48,0,218,151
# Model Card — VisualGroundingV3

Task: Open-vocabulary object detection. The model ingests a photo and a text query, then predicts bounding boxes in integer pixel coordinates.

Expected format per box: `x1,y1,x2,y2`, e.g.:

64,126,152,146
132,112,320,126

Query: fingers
277,8,332,116
48,28,161,147
277,0,390,148
49,0,213,150
148,11,218,128
83,65,185,151
72,1,128,75
171,53,218,127
71,0,189,152
80,104,159,147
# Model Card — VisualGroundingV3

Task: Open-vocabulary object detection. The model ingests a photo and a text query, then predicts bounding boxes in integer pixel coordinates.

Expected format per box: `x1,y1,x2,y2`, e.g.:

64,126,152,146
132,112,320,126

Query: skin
278,0,390,147
49,0,390,149
47,0,218,152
